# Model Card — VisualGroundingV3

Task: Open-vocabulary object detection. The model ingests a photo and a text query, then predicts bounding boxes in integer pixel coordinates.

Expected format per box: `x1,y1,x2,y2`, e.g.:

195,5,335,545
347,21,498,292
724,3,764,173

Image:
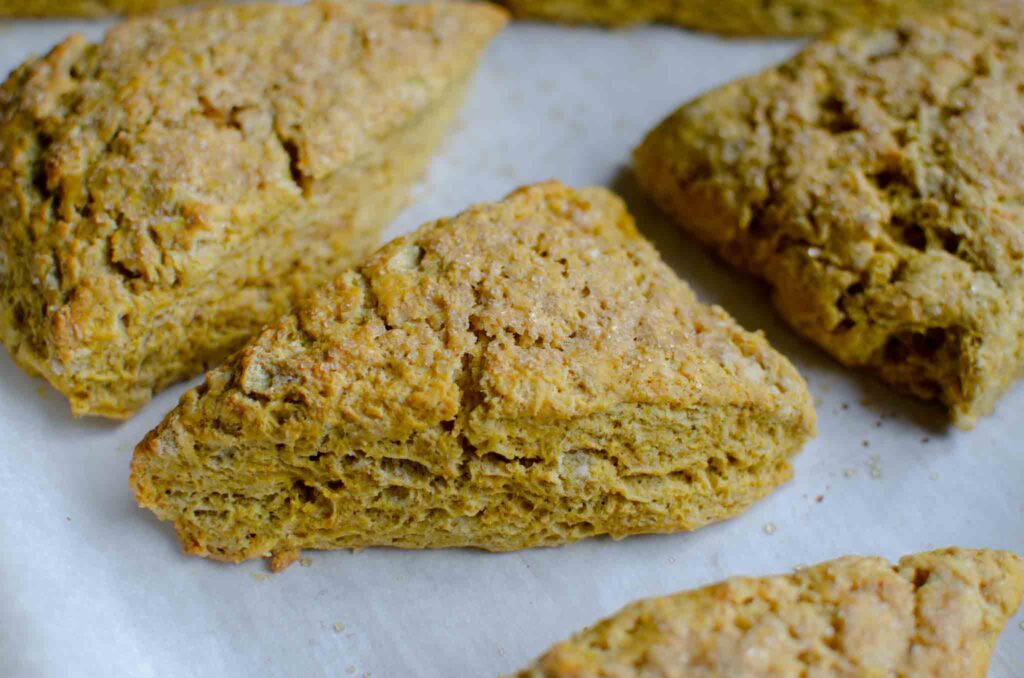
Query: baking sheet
1,6,1023,677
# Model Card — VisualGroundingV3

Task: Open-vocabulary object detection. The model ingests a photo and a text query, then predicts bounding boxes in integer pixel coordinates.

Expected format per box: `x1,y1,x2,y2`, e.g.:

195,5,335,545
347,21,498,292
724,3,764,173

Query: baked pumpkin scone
0,0,506,418
0,0,196,17
501,0,970,36
514,548,1024,677
131,182,816,569
636,5,1024,428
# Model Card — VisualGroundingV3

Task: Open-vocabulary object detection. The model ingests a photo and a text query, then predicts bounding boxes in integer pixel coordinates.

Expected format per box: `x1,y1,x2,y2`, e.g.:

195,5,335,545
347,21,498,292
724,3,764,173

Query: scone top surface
131,182,815,564
516,548,1024,677
145,180,810,434
636,5,1024,428
0,0,507,417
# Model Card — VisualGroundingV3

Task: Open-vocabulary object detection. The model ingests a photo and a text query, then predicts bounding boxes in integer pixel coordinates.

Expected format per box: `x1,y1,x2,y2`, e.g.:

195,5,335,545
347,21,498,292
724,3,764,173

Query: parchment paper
1,7,1022,677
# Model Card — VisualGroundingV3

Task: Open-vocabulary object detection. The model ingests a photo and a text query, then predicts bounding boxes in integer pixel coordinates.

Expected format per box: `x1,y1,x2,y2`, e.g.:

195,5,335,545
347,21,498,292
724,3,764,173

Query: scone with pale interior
636,4,1024,428
0,0,506,418
514,548,1024,677
131,181,816,570
501,0,970,36
0,0,195,17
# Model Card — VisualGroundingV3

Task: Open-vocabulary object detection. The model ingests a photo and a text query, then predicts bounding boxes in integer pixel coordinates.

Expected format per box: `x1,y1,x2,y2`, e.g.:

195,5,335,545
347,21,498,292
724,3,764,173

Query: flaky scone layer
636,5,1024,428
131,182,815,567
515,548,1024,677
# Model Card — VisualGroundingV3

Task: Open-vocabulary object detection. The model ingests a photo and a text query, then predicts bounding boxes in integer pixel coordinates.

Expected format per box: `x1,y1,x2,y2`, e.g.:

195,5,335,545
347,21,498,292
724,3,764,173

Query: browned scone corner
635,4,1024,429
513,548,1024,677
0,0,197,17
130,181,816,569
500,0,971,36
0,0,507,418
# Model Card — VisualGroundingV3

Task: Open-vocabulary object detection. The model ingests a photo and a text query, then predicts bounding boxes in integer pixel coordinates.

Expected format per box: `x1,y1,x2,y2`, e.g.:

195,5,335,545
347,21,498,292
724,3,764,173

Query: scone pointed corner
0,0,506,421
130,181,815,569
898,548,1024,626
129,394,242,564
634,4,1024,430
512,547,1024,677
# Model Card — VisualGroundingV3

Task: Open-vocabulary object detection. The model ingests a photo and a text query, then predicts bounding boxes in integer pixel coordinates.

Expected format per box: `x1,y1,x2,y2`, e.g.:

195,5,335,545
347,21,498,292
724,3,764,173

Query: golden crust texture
636,5,1024,429
501,0,971,36
0,0,507,418
130,181,816,567
0,0,196,17
515,548,1024,677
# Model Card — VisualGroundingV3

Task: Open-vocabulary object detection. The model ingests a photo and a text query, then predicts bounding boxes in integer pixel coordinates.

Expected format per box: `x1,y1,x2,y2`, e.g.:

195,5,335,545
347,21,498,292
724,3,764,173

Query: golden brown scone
0,0,196,17
514,548,1024,677
501,0,971,36
0,0,506,418
635,5,1024,429
130,181,816,568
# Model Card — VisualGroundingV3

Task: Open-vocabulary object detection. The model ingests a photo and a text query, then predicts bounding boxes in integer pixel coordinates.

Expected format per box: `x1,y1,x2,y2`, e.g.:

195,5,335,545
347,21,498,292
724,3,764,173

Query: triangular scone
0,0,506,418
501,0,967,36
636,5,1024,429
131,182,815,568
0,0,195,17
514,548,1024,677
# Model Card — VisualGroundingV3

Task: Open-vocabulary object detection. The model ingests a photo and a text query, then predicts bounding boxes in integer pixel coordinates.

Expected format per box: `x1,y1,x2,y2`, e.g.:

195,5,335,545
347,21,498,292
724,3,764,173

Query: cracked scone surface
0,0,196,17
501,0,969,36
515,548,1024,678
635,5,1024,428
130,182,816,567
0,0,506,418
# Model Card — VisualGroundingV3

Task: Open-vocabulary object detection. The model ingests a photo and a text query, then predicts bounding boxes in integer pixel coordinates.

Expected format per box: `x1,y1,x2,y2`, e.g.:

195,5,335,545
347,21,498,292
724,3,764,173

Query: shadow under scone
131,181,816,568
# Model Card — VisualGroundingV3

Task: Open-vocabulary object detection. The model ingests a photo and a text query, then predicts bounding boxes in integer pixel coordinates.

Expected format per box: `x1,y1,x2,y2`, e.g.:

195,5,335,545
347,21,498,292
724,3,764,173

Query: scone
501,0,969,36
514,548,1024,677
0,0,506,418
131,181,816,569
0,0,196,17
635,5,1024,428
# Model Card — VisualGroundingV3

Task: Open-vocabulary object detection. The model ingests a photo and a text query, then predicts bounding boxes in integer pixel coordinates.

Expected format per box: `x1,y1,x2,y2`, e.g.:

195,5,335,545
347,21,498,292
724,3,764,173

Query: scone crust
131,181,815,564
636,5,1024,428
0,0,196,17
0,0,507,417
515,548,1024,677
502,0,969,36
